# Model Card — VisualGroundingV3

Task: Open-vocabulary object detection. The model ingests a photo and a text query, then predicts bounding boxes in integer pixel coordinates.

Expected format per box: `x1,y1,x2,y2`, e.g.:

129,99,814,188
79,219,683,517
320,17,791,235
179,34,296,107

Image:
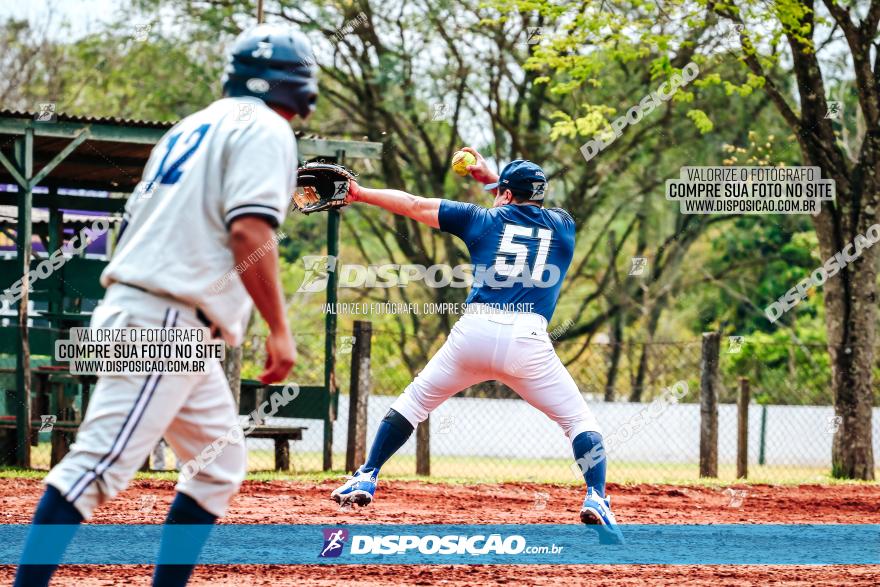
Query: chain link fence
233,332,878,483
11,332,880,483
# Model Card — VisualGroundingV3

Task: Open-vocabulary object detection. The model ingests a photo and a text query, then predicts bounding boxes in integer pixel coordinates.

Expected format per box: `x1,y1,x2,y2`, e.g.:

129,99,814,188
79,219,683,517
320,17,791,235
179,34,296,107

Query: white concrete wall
254,395,880,468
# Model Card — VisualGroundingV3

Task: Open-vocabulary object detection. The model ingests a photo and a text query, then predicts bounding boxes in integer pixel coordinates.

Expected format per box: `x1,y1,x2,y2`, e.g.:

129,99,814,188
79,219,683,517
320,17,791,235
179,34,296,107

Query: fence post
699,332,720,478
14,129,34,469
224,345,242,408
416,419,430,476
758,404,768,466
737,377,749,479
323,199,342,472
346,320,372,473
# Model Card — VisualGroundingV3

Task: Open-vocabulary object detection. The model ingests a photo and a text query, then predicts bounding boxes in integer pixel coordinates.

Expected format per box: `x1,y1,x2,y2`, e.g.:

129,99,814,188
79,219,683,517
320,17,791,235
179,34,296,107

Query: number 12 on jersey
148,123,212,187
494,224,553,281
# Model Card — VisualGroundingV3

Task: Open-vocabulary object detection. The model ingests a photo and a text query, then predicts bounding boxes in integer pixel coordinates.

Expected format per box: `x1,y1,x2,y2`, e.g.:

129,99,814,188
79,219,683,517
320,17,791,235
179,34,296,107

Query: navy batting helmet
222,24,318,119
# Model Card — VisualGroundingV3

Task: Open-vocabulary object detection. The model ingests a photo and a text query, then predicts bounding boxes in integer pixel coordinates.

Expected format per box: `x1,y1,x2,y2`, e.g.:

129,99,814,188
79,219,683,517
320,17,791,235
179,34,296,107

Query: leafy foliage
2,0,871,410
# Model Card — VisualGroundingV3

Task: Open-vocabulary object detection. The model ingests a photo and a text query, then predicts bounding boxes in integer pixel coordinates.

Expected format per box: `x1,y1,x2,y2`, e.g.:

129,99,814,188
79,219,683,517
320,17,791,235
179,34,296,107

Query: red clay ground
1,477,878,585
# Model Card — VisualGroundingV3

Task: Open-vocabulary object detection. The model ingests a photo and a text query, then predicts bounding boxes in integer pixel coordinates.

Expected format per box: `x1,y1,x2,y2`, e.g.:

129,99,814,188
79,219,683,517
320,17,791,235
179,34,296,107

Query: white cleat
331,467,377,508
580,487,625,545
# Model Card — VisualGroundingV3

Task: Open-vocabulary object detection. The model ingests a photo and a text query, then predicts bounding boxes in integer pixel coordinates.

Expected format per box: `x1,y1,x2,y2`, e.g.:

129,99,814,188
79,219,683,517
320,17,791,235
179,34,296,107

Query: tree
0,15,221,121
511,0,877,479
130,0,778,403
714,0,879,482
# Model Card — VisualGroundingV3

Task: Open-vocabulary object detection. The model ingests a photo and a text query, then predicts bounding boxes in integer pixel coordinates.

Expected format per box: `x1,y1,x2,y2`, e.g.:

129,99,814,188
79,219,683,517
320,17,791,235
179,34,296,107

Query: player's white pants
391,309,601,440
45,285,246,520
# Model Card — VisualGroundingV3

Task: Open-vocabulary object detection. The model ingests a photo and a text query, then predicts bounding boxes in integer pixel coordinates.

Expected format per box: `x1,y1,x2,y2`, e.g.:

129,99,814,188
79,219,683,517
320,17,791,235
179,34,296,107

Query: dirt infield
1,477,879,585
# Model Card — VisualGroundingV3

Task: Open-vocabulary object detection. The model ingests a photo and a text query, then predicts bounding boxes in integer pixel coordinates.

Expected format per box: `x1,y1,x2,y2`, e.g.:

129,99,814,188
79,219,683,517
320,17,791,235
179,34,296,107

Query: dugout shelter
0,108,381,470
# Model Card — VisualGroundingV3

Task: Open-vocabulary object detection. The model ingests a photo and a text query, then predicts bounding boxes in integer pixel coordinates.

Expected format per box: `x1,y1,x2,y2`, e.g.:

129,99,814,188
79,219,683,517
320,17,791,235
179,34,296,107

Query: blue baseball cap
484,159,547,201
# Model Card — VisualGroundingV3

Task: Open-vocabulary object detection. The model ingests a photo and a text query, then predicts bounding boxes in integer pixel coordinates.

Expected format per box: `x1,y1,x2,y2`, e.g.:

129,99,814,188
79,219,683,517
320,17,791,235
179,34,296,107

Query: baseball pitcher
331,149,623,541
15,24,315,586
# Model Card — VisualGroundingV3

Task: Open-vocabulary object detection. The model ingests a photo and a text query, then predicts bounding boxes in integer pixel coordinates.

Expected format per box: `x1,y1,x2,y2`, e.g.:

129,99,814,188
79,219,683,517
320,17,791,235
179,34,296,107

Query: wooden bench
138,425,308,473
0,415,80,466
0,377,312,471
0,415,307,472
239,381,331,472
248,426,307,471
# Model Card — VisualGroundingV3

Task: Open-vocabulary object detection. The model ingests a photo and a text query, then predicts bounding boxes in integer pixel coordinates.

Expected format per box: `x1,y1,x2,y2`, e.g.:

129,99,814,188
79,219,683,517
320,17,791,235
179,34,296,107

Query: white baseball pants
45,284,246,519
391,309,600,440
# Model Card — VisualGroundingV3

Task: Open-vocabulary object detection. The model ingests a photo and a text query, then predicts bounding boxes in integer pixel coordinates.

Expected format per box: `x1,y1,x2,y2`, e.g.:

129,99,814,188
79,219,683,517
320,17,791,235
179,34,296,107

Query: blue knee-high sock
572,431,607,497
363,409,414,474
14,485,84,587
152,492,217,587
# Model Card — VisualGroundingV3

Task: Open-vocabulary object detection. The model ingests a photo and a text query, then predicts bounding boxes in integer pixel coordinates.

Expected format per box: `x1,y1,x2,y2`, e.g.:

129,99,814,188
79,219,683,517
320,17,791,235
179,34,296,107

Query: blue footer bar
5,524,879,565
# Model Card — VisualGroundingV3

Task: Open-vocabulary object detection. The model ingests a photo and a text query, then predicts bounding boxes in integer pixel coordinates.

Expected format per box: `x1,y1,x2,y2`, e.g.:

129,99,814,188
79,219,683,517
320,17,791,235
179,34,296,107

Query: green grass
254,450,869,486
11,445,877,487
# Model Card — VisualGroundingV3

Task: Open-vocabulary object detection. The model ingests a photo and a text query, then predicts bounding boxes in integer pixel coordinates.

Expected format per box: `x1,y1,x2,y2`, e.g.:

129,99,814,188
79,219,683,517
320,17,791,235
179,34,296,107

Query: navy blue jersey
438,201,576,321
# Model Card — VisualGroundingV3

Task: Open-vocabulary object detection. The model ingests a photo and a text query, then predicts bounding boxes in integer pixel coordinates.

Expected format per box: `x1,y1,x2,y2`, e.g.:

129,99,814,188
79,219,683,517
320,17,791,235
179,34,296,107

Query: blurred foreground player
14,24,315,586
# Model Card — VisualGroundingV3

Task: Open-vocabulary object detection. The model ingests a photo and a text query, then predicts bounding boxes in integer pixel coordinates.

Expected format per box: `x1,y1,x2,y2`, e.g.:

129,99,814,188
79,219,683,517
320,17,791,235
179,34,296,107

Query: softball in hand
451,150,477,176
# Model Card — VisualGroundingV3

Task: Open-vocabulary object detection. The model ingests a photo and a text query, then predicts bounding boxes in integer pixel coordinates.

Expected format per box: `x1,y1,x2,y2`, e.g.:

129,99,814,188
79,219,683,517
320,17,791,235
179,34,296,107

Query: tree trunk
223,345,242,409
810,158,878,480
630,299,663,402
416,417,430,476
822,230,877,480
706,0,880,479
604,313,622,402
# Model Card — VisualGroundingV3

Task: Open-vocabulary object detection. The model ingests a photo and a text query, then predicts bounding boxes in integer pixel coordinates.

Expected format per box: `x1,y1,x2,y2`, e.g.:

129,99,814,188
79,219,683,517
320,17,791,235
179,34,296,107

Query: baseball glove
293,162,356,214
